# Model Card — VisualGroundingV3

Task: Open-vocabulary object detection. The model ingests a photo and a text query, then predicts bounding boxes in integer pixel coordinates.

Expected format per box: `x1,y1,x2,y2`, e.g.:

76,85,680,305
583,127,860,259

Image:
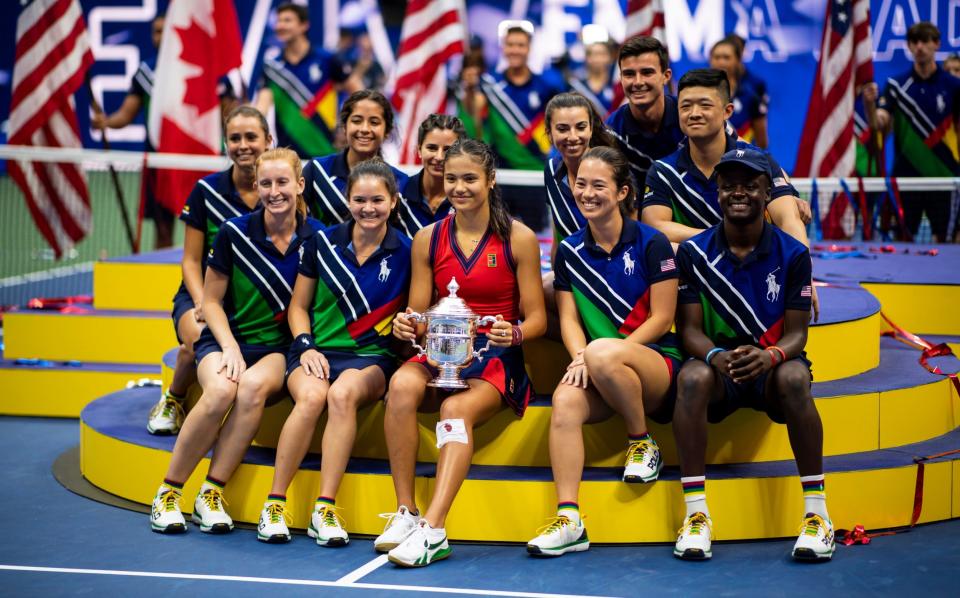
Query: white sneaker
792,513,835,561
257,501,291,543
147,392,185,435
307,505,349,547
527,514,590,556
623,438,662,483
674,512,713,560
192,488,234,533
387,520,451,567
150,487,186,534
373,506,420,553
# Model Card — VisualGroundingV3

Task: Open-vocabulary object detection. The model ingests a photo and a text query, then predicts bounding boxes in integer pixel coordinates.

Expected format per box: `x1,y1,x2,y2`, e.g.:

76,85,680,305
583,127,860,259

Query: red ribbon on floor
26,294,93,312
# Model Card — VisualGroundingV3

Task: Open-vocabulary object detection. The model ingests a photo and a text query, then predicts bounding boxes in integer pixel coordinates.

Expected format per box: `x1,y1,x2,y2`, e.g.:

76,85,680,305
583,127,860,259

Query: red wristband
770,346,787,364
511,325,523,346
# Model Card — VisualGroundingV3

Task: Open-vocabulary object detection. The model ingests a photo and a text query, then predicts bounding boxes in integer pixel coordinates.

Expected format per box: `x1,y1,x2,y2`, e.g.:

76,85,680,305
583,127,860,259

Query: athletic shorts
708,353,813,424
193,327,285,369
171,283,194,344
645,344,682,425
409,337,533,417
286,347,397,382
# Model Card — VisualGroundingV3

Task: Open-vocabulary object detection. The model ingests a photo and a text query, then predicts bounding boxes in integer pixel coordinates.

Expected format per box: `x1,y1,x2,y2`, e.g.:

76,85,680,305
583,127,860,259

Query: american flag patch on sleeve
660,258,676,272
800,285,812,297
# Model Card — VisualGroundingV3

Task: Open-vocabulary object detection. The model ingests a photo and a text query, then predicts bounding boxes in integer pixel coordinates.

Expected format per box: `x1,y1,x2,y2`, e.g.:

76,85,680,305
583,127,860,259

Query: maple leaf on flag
175,20,219,113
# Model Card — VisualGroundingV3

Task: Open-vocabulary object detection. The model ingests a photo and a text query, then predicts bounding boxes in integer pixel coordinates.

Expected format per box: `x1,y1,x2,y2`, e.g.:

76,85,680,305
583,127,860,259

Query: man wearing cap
605,36,684,189
671,148,833,564
480,20,566,170
642,68,818,319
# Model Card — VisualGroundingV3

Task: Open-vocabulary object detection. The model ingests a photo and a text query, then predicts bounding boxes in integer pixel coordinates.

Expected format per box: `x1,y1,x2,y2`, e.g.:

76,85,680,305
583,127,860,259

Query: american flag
388,0,466,165
8,0,94,258
660,258,676,272
610,0,666,115
801,285,813,298
793,0,873,177
625,0,665,42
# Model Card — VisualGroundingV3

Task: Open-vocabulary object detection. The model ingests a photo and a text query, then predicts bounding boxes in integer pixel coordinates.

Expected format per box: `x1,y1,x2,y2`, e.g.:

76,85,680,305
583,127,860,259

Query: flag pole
85,76,139,254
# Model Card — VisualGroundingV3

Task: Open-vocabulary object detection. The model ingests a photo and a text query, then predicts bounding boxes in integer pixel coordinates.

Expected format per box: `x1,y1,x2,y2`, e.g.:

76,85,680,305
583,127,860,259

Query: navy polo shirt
544,156,585,240
179,167,255,271
399,170,453,236
729,70,768,142
643,132,797,229
299,221,411,356
879,67,960,176
302,150,412,234
605,95,685,187
553,219,681,359
207,209,320,347
676,221,812,349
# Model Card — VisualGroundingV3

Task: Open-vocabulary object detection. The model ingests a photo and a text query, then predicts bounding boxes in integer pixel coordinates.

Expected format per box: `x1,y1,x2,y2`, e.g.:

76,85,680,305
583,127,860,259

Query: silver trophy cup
403,277,497,389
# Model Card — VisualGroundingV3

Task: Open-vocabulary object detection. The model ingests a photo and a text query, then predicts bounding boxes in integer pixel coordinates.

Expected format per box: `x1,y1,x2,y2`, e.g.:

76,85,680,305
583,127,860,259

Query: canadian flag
148,0,242,213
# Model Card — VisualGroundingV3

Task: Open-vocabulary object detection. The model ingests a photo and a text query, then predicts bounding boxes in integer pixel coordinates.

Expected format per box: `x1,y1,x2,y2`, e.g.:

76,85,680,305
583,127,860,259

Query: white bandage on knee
436,418,468,448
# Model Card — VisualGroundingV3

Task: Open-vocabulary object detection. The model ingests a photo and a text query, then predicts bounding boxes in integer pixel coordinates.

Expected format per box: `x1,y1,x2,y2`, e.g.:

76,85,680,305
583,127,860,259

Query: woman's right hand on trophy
393,307,418,341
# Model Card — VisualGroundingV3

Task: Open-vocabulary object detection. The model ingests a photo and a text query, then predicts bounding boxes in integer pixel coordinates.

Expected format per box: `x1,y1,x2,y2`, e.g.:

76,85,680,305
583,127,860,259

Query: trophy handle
473,316,499,362
400,311,427,357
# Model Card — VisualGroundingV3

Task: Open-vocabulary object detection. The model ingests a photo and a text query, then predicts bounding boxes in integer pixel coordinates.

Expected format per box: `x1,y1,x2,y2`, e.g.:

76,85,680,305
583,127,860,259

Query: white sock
681,476,709,518
801,474,830,520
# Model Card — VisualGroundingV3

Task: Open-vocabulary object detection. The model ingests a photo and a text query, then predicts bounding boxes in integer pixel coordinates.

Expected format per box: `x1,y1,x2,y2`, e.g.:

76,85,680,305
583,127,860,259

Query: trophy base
427,365,469,389
427,377,469,390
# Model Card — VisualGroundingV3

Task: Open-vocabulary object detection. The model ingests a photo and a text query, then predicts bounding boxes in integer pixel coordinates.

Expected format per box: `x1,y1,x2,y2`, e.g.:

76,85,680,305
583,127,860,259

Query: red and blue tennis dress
412,215,532,416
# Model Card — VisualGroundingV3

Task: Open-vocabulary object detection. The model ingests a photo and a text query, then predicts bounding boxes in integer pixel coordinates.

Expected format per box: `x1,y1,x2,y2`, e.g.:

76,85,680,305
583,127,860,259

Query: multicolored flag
8,0,95,258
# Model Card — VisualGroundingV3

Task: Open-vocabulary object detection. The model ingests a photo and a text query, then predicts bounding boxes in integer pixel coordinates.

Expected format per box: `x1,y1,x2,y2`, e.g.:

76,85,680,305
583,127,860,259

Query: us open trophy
403,277,498,389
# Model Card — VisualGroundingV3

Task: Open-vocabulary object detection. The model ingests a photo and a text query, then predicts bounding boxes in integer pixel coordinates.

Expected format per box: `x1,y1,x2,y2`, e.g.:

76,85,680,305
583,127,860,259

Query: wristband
769,345,787,365
705,347,723,365
511,325,523,346
291,333,316,355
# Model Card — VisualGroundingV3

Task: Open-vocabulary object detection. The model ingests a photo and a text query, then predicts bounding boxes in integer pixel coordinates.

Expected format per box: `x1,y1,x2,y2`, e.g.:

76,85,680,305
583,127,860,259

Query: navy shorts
286,347,397,381
646,349,682,425
171,283,195,344
409,338,533,417
708,354,813,424
193,327,285,369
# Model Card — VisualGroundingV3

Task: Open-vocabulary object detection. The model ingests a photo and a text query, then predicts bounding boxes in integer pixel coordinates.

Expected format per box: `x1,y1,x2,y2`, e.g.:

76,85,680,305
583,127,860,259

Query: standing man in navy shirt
871,22,960,242
605,36,685,190
672,149,832,563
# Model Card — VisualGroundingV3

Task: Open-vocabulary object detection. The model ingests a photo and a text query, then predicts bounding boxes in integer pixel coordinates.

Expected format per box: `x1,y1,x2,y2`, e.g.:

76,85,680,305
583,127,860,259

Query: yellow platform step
93,254,181,311
3,309,176,364
0,362,159,417
80,387,960,543
160,341,960,468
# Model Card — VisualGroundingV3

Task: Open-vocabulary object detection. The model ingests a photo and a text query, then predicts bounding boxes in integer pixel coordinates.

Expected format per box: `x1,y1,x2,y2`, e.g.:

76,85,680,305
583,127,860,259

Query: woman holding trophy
379,139,547,567
255,160,412,547
527,146,681,556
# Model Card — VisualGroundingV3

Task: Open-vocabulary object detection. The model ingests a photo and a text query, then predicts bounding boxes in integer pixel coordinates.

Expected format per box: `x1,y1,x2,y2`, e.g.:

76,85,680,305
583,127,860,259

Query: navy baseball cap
715,148,771,178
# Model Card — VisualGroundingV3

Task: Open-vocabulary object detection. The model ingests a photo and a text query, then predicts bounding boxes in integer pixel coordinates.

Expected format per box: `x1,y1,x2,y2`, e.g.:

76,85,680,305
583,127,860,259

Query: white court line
336,554,390,584
0,262,93,288
0,564,617,598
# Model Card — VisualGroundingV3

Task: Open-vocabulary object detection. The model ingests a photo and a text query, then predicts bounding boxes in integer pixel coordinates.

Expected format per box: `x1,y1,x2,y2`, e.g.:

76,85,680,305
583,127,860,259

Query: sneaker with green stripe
387,520,451,567
527,514,590,556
